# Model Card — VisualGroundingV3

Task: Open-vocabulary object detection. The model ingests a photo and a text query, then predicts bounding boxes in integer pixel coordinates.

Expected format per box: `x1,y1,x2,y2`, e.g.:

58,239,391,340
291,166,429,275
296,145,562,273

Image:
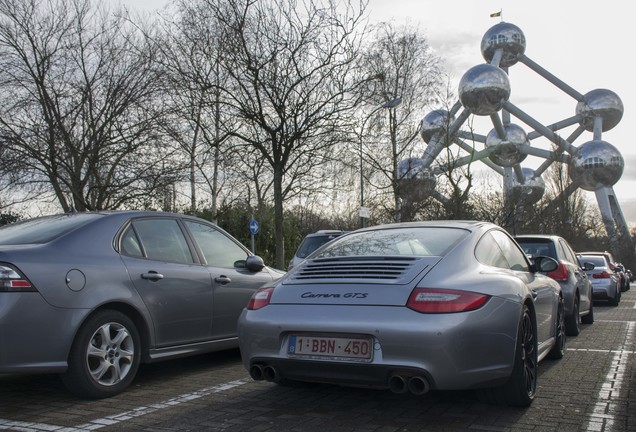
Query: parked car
239,221,564,407
288,229,347,270
515,235,594,336
577,253,621,305
0,211,283,398
579,251,629,292
614,263,631,291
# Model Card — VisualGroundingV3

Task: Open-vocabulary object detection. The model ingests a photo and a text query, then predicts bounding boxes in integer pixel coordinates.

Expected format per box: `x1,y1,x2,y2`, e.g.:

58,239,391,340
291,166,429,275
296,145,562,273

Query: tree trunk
273,165,285,269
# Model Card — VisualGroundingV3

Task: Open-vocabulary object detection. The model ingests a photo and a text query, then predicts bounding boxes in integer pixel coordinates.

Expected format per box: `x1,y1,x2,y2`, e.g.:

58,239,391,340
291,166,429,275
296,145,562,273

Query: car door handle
141,271,164,281
215,276,232,285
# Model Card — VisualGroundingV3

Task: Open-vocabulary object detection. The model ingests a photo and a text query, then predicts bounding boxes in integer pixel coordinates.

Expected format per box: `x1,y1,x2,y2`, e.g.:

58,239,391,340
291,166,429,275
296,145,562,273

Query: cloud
622,155,636,180
619,199,636,226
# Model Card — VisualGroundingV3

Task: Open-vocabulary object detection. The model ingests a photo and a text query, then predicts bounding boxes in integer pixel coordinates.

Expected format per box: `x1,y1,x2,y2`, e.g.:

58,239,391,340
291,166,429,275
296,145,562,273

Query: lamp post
359,97,402,228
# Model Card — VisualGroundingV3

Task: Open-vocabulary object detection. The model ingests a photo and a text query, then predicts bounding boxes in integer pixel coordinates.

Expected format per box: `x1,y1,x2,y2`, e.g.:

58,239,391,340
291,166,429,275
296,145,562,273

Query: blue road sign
249,219,259,235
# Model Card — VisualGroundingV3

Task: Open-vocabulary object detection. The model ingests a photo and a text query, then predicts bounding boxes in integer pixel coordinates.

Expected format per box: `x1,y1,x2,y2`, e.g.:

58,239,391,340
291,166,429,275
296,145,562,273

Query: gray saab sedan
0,211,283,398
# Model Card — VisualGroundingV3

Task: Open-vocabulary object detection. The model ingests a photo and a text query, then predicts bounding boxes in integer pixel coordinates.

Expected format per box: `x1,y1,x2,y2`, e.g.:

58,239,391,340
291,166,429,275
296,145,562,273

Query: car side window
185,221,249,268
491,230,529,272
559,240,577,265
131,219,194,264
475,232,509,269
120,226,144,258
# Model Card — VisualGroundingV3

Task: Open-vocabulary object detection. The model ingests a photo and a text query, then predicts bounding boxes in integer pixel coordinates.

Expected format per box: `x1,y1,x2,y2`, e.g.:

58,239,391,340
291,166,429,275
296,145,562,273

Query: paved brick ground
2,286,636,432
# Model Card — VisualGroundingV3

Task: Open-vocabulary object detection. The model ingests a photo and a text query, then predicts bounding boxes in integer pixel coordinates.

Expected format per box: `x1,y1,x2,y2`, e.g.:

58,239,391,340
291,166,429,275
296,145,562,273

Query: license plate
287,335,373,361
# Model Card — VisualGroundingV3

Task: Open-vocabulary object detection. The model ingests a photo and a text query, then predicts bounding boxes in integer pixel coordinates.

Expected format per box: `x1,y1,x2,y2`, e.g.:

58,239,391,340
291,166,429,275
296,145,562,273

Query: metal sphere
481,22,526,68
459,64,511,116
397,158,436,202
569,140,624,191
485,123,529,167
576,89,624,132
511,168,545,205
421,110,454,144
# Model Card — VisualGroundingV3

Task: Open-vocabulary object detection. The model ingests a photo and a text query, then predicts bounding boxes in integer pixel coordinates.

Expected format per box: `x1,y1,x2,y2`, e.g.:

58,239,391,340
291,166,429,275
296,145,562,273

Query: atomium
576,89,624,132
481,22,526,68
397,158,436,202
458,64,510,116
420,109,454,144
569,140,624,191
511,168,545,205
486,123,529,167
392,21,629,256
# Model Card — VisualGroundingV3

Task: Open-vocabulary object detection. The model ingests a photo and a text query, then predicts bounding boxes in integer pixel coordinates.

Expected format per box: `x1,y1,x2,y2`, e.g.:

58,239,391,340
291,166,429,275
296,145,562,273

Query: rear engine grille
291,257,418,281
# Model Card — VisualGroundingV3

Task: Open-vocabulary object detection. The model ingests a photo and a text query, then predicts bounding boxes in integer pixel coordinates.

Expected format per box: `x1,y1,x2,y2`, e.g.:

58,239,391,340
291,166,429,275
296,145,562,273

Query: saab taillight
593,271,611,279
407,288,489,314
547,263,569,281
0,264,36,292
247,287,274,310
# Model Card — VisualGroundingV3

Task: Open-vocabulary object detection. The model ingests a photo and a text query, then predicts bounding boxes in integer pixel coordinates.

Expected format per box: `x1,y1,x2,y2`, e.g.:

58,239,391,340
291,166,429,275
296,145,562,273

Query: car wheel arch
522,298,539,340
79,302,152,362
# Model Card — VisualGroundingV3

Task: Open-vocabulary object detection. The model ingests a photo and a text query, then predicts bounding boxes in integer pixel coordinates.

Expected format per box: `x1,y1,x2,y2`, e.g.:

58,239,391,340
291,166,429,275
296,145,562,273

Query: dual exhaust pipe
388,374,431,395
250,363,430,396
249,363,279,382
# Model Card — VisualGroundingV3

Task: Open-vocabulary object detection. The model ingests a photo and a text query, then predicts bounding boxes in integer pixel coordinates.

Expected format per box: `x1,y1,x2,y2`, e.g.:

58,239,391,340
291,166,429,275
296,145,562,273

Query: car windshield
297,234,341,258
314,227,468,258
516,240,556,259
581,256,606,268
0,213,102,245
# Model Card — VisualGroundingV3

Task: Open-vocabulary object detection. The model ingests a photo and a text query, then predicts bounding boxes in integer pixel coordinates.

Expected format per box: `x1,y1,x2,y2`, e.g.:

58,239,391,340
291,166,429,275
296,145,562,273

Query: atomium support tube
526,115,583,140
456,129,487,143
503,101,576,155
519,146,570,163
517,54,584,101
594,117,603,141
490,113,506,138
454,137,505,175
513,164,525,183
490,48,503,67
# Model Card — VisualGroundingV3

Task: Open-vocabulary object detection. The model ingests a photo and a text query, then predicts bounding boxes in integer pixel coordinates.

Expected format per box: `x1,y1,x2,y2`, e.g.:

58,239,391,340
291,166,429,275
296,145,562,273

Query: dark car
0,211,283,398
515,235,594,336
288,230,347,270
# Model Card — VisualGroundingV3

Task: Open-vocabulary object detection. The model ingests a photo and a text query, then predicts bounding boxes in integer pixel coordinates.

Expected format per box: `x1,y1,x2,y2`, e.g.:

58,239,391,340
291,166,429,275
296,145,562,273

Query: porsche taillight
247,287,274,310
407,288,489,314
0,264,36,292
547,263,569,281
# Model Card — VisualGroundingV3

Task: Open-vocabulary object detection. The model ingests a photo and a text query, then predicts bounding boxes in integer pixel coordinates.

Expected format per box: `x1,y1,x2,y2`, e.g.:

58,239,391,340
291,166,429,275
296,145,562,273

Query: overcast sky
119,0,636,224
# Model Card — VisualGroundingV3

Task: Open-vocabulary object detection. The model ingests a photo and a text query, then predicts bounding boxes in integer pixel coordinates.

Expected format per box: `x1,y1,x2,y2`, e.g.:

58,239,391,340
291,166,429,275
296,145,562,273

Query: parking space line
583,321,635,432
0,378,249,432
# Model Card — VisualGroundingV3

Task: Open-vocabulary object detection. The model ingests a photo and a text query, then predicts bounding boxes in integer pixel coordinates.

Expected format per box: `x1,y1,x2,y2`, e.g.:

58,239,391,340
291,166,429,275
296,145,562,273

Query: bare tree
359,22,444,223
0,0,174,212
152,0,243,218
206,0,371,268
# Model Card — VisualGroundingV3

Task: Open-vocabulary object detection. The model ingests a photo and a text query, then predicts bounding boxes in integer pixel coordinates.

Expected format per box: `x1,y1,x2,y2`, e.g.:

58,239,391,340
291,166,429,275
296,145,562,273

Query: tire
610,286,620,306
480,305,537,407
62,310,141,399
564,297,580,337
548,296,566,360
581,301,594,324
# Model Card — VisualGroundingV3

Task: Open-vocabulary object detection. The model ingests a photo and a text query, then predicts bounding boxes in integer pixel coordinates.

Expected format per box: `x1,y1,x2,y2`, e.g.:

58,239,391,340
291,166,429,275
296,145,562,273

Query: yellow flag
490,11,501,17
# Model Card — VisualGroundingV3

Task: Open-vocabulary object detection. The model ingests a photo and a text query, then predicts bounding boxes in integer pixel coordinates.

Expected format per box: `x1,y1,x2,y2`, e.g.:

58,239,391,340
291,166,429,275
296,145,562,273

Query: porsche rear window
0,213,102,245
314,227,469,258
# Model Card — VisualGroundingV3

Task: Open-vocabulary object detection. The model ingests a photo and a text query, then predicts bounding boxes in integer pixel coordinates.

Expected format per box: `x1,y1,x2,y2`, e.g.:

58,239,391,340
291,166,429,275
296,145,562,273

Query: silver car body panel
238,221,562,391
0,211,280,373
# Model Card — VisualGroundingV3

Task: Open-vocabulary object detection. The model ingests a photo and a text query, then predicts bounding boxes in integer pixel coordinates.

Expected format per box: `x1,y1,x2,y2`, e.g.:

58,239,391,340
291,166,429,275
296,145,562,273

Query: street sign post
249,218,259,253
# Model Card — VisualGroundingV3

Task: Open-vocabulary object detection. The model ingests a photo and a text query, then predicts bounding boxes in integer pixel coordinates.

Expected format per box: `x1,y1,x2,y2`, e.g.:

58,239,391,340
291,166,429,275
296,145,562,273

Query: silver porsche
238,221,565,406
